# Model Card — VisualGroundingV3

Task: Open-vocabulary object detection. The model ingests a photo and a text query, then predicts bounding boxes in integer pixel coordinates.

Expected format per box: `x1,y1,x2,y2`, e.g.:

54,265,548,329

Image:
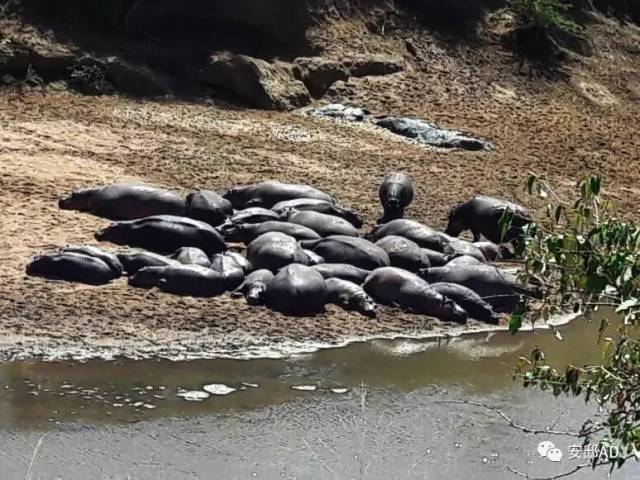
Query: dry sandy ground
1,14,639,360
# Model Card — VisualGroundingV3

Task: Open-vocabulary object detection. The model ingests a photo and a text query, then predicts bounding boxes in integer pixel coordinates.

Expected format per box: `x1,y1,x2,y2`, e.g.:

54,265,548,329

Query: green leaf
509,302,526,334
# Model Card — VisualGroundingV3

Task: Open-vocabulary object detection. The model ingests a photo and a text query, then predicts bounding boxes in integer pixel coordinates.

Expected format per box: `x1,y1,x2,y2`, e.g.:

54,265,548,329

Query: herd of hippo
27,175,538,323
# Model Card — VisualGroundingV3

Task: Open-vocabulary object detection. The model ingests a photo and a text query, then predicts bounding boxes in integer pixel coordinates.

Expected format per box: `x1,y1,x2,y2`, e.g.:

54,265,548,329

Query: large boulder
201,52,311,110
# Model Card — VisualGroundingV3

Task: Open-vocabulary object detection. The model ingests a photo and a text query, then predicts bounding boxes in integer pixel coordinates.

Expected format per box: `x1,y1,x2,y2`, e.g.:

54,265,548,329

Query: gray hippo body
311,263,371,284
220,221,321,243
246,232,311,272
211,252,246,289
61,246,124,276
363,267,467,322
429,282,500,324
445,195,532,243
231,269,275,305
474,241,513,261
129,265,227,297
95,215,227,255
281,210,359,237
445,255,484,268
186,190,233,227
378,172,414,223
301,236,390,271
442,237,487,262
367,219,449,252
420,248,449,267
325,278,376,317
59,184,186,220
420,265,539,312
170,247,212,268
26,251,120,285
223,181,334,209
271,198,363,228
117,251,179,275
303,249,325,265
265,264,327,316
228,208,282,225
375,235,431,272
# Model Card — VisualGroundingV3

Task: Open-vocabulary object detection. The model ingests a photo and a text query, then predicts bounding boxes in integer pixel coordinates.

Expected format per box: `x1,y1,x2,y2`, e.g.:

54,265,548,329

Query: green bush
509,0,583,36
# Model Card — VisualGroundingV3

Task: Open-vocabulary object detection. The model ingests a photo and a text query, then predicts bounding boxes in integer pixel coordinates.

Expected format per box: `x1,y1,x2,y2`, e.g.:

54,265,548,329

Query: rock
294,55,403,98
104,57,172,97
375,116,493,151
201,52,311,111
308,103,369,122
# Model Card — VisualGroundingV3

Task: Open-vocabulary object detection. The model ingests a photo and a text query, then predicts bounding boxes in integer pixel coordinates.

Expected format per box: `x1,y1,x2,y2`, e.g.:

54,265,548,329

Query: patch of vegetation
509,0,583,35
511,175,640,474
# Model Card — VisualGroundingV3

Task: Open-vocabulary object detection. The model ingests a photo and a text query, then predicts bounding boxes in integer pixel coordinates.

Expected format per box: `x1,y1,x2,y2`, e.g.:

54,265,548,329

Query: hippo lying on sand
368,219,449,252
129,265,227,297
117,251,179,275
220,221,321,243
445,196,532,244
60,246,124,276
281,210,359,237
227,208,282,225
247,232,311,272
429,283,500,324
223,181,334,209
96,215,227,255
325,278,376,317
311,263,371,284
363,267,467,323
301,236,390,271
26,251,121,285
170,247,211,268
186,190,233,227
271,199,363,228
378,172,414,223
211,252,247,290
375,235,431,272
231,269,275,305
59,184,186,220
266,264,326,316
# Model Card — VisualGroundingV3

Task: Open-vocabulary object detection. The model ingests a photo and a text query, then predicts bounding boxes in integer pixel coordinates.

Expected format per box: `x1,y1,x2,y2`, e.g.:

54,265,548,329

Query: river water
0,312,638,479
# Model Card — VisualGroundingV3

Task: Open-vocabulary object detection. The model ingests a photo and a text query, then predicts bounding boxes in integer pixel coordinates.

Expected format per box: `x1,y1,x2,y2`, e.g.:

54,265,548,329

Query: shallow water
1,312,638,479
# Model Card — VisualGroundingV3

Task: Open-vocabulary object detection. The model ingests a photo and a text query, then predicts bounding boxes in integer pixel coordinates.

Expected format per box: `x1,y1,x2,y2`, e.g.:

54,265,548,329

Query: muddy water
1,312,638,479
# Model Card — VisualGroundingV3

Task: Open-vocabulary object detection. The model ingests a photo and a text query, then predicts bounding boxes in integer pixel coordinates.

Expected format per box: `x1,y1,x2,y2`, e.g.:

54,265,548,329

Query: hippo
26,251,121,285
186,190,233,227
442,237,487,262
61,246,124,276
129,265,227,297
265,264,327,316
420,248,449,267
303,249,325,265
474,241,514,261
59,184,186,220
95,215,227,255
246,232,311,272
375,235,431,272
231,269,275,305
445,255,484,268
271,198,363,228
311,263,371,284
223,181,335,209
363,267,467,323
300,236,390,271
367,219,449,252
223,251,252,273
429,283,500,324
378,172,414,223
170,247,212,268
117,251,179,275
445,195,532,243
210,252,246,290
325,278,377,317
419,265,539,312
227,207,282,225
280,210,359,237
220,221,321,244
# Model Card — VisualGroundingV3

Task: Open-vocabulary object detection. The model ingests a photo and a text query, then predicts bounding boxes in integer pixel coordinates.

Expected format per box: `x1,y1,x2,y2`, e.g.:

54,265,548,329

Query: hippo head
444,204,464,237
58,187,96,211
94,223,125,244
436,297,468,324
352,292,377,318
246,283,268,305
128,266,165,289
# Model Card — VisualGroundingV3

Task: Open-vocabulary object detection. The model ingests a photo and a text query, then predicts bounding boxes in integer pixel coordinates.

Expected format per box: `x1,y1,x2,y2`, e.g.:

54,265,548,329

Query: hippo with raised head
367,219,449,252
378,172,414,223
61,246,124,276
186,190,233,227
246,232,311,272
325,278,377,317
429,282,500,324
26,251,121,285
311,263,371,285
271,198,363,228
170,247,212,268
445,195,532,243
300,236,390,271
265,264,327,316
223,181,334,209
95,215,227,255
280,210,359,237
231,269,275,305
59,184,186,220
219,221,321,243
117,251,179,275
363,267,467,323
420,265,539,312
227,208,282,225
129,264,227,297
375,235,431,272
